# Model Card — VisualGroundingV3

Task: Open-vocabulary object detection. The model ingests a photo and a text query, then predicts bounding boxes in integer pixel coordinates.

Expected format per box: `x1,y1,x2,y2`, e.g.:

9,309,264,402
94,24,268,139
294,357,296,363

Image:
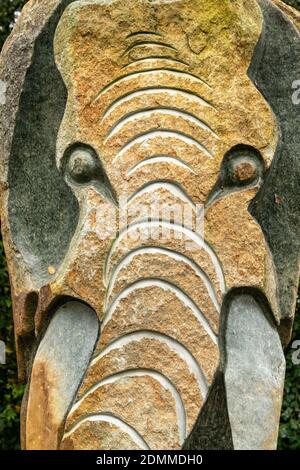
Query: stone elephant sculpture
0,0,299,450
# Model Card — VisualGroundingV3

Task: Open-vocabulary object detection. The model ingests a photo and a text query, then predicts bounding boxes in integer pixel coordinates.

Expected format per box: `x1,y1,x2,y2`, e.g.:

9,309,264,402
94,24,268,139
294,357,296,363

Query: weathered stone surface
224,294,285,450
0,0,299,451
249,0,300,344
0,0,78,382
25,301,99,450
183,372,233,450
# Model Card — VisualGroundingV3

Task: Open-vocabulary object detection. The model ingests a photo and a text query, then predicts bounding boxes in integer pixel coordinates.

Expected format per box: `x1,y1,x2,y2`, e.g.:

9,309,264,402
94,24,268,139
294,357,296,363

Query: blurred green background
0,0,300,450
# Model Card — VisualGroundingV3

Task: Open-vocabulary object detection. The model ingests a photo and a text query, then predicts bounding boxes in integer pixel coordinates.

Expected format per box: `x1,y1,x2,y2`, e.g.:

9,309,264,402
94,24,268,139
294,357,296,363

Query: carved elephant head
0,0,299,450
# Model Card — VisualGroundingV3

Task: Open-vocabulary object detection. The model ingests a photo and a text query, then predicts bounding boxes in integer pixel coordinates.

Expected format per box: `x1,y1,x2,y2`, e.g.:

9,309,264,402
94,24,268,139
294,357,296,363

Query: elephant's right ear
248,0,300,346
185,0,300,451
0,0,79,381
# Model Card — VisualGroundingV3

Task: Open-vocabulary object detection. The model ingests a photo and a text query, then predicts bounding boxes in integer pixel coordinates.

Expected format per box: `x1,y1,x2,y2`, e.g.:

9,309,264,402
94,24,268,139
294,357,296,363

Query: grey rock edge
249,0,300,344
25,301,99,449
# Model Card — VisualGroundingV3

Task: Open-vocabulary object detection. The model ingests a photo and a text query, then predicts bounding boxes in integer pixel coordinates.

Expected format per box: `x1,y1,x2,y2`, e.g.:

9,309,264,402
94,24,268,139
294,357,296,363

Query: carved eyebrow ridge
96,68,211,100
122,57,190,69
113,129,214,162
126,155,196,175
104,107,218,142
98,87,217,119
126,31,163,39
121,41,178,57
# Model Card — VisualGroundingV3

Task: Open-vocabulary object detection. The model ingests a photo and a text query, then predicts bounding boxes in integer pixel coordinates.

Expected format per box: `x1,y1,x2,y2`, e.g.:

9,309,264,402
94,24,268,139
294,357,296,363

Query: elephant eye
221,145,264,189
64,144,99,185
62,143,117,204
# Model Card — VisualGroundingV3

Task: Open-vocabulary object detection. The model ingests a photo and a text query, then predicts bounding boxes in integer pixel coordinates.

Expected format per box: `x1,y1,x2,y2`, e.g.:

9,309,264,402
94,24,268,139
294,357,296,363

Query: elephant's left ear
0,0,79,382
248,0,300,346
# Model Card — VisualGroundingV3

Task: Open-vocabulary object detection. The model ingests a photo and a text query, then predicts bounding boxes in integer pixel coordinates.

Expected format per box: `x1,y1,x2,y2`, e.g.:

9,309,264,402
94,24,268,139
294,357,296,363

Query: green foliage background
0,0,299,450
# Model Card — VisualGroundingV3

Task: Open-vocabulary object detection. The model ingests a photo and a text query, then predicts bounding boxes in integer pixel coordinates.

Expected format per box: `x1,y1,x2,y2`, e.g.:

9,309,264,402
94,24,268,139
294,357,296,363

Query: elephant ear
248,0,300,345
185,0,300,450
0,0,78,380
0,0,78,286
0,1,101,450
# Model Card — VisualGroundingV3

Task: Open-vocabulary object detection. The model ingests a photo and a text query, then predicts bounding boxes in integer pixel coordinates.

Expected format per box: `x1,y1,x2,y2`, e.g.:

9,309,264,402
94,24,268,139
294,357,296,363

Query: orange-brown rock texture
0,0,300,451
